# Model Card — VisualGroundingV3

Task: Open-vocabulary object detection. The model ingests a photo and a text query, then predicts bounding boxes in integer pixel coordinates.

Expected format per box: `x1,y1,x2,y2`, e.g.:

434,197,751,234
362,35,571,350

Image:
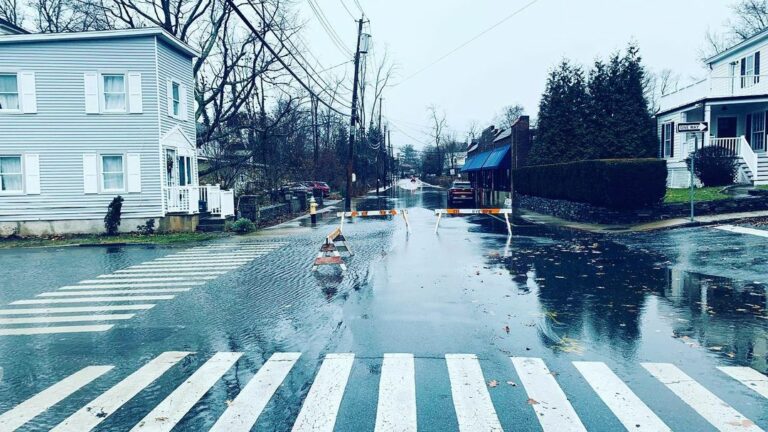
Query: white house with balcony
658,29,768,188
0,27,234,236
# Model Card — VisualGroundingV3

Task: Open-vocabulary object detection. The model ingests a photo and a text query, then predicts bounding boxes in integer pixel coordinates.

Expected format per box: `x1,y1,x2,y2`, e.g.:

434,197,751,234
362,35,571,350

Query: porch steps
755,154,768,185
197,213,232,233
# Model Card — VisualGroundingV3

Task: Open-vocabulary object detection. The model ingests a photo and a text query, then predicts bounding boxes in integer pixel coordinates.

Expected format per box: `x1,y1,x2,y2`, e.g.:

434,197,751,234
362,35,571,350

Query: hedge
513,159,667,209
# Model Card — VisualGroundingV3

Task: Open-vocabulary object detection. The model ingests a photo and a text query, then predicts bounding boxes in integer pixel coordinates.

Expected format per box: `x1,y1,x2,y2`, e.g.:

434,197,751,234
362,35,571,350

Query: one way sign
677,122,709,133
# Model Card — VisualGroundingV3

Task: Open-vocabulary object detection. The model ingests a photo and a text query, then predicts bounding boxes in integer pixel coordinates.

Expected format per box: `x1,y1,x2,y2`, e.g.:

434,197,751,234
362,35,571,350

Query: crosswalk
0,242,286,336
713,224,768,238
1,353,765,431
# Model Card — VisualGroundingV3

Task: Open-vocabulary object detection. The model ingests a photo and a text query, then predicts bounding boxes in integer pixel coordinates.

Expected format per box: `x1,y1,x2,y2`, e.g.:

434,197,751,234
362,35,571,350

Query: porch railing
163,185,200,214
708,137,740,154
659,74,768,112
704,136,758,180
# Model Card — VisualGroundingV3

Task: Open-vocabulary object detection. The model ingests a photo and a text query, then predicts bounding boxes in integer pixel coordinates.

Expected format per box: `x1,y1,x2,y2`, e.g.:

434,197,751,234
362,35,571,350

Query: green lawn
664,187,730,204
0,232,227,249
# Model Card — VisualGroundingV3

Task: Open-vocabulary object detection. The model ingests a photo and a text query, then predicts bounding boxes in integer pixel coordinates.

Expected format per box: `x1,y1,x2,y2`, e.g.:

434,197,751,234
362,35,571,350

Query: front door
717,117,737,138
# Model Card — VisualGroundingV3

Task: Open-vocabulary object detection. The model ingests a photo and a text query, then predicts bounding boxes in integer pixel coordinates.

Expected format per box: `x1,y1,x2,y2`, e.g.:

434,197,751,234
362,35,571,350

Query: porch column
703,103,712,149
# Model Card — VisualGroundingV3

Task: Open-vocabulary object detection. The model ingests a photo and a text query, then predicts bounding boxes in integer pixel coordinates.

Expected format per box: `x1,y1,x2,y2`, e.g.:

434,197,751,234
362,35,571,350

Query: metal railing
660,74,768,112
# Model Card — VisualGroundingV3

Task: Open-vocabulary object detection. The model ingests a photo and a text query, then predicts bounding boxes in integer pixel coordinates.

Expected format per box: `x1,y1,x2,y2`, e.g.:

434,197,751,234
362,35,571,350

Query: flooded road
0,186,766,431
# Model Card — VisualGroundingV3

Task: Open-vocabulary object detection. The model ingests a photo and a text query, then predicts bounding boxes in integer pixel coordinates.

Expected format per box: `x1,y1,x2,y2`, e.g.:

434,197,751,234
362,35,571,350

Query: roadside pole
677,121,709,222
690,134,697,222
345,18,365,212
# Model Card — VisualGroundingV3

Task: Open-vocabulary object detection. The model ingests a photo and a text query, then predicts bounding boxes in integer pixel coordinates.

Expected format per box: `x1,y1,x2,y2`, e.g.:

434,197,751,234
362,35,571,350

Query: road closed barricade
434,208,512,235
312,227,352,272
336,209,410,231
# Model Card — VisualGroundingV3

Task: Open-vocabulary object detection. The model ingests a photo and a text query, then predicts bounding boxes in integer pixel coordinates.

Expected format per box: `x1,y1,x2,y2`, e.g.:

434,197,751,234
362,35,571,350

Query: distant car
280,182,313,194
306,181,331,197
448,180,475,208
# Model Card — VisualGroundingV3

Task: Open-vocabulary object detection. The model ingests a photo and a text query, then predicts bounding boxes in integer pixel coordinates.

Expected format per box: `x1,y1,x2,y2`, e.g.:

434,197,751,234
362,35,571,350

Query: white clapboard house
0,26,234,235
657,29,768,188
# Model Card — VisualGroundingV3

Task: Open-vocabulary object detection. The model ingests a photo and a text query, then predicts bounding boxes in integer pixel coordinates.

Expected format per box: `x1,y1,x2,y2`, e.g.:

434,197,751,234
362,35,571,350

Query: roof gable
707,29,768,65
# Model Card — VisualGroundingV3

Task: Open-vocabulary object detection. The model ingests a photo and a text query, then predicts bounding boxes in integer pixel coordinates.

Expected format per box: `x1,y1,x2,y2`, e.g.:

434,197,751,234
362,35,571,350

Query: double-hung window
751,112,766,152
662,122,674,158
741,52,761,88
102,74,126,112
101,155,125,191
172,82,181,117
0,156,23,192
0,73,19,111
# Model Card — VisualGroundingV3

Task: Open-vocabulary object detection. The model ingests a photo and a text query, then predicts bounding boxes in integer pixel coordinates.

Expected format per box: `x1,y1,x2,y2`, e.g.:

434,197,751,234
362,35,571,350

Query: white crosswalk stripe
11,295,176,305
210,352,302,432
96,273,222,279
0,324,114,335
719,366,768,399
78,277,216,284
511,357,587,432
126,265,240,271
375,353,417,432
0,314,135,325
52,351,192,432
642,362,764,432
291,353,355,432
0,305,156,315
574,361,670,432
0,365,113,430
112,270,228,275
714,224,768,238
445,354,503,432
130,352,243,432
60,282,205,290
39,288,191,297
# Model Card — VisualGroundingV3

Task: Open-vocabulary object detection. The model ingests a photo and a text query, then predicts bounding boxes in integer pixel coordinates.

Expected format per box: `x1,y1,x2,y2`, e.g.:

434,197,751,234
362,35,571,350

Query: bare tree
0,0,23,26
367,48,397,130
427,105,447,176
702,1,768,59
495,104,525,130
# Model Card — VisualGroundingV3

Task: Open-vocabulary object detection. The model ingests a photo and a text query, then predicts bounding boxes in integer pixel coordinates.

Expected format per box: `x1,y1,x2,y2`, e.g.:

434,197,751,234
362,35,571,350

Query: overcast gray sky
298,0,734,150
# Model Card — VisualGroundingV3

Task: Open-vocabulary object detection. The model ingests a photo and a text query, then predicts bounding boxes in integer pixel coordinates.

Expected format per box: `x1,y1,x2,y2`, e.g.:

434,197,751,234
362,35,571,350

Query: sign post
677,122,708,222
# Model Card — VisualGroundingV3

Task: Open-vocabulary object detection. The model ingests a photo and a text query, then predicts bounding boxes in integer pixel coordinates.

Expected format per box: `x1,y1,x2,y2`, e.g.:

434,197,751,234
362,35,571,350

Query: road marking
718,366,768,399
642,363,763,432
78,277,216,284
113,270,228,275
97,273,222,279
573,361,670,432
60,282,205,290
168,253,265,258
291,353,355,432
11,295,175,305
511,357,586,432
150,259,252,264
210,352,301,432
0,324,114,336
375,353,417,432
0,365,113,430
0,305,155,315
0,314,135,325
128,264,240,270
39,289,191,297
445,354,503,432
52,351,192,432
130,352,242,432
714,225,768,238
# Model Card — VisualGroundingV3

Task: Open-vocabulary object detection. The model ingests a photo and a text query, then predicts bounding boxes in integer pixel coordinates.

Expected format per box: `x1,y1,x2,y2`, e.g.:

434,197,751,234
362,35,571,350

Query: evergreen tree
612,44,658,158
528,61,591,165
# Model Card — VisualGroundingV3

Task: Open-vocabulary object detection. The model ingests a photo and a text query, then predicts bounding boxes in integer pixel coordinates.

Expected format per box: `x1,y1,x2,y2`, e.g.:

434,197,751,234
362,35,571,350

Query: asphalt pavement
0,187,766,431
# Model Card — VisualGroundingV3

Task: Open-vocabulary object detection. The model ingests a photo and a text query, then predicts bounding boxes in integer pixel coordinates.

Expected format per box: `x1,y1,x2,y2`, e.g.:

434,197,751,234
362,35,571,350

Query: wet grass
0,232,228,249
664,187,730,203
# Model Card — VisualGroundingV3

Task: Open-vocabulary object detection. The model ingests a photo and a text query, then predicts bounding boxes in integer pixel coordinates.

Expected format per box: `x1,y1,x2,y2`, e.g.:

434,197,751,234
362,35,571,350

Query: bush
104,196,124,236
685,146,739,187
136,219,156,235
227,218,256,234
513,159,667,209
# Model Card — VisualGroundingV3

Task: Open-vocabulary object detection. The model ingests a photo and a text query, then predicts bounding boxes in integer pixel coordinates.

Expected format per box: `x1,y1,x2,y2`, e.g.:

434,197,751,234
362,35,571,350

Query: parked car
280,182,313,195
306,181,331,197
448,180,475,208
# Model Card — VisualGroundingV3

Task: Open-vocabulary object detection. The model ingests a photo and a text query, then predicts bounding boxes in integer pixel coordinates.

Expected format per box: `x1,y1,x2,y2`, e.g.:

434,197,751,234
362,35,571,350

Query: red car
306,181,331,197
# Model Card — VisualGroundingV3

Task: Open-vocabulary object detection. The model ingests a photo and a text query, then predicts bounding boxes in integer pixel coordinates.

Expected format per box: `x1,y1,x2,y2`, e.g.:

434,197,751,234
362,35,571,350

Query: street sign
677,122,709,133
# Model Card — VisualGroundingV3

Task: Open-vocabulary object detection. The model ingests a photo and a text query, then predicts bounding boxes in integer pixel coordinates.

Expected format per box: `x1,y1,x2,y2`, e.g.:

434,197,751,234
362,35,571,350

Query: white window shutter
127,72,143,114
126,153,141,193
166,80,174,116
83,154,98,194
19,72,37,114
84,72,99,114
180,84,188,120
24,154,40,194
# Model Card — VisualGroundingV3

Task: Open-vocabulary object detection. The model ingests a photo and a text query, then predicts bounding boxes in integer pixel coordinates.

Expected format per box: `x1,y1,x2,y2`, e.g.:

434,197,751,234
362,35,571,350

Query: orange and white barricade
312,227,352,272
434,208,512,235
336,209,410,231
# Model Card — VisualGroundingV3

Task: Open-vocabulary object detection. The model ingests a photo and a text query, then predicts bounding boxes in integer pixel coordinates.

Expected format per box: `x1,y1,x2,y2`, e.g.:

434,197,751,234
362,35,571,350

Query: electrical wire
339,0,356,20
227,0,350,117
393,0,540,86
306,0,353,56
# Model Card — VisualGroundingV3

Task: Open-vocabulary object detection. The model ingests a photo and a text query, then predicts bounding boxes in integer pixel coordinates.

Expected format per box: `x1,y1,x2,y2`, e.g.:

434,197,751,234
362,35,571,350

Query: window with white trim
751,111,766,152
102,74,126,112
0,73,19,111
0,155,22,192
662,122,674,158
172,81,181,117
101,154,125,191
741,52,760,88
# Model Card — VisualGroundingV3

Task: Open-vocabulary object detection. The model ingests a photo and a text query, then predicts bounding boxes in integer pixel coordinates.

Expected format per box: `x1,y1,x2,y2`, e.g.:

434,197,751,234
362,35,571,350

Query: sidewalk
518,209,768,234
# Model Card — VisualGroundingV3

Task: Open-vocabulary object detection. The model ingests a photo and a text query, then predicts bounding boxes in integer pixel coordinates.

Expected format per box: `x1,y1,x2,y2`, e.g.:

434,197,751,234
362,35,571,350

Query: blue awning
481,144,511,170
461,150,492,172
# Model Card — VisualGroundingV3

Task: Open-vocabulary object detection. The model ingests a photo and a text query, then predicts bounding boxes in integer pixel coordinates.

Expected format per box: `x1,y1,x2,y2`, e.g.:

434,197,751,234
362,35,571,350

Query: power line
352,0,365,16
306,0,354,56
339,0,356,20
227,0,350,117
393,0,540,86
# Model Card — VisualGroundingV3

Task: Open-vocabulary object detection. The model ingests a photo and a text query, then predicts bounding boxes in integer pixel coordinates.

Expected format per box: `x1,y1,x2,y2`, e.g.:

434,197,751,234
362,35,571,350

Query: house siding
0,36,162,222
157,39,195,140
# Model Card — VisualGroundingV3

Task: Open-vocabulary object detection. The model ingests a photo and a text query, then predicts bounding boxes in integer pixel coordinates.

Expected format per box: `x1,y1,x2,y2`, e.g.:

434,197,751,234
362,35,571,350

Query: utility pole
376,97,383,196
311,95,319,179
345,17,365,212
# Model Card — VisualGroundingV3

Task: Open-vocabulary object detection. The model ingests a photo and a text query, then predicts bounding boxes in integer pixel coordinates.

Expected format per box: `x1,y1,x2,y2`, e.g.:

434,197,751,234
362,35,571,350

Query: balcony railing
163,184,236,218
659,75,768,112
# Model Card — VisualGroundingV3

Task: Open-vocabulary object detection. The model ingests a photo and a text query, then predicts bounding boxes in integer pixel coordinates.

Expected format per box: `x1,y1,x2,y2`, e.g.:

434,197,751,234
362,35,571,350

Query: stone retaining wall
517,194,768,225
